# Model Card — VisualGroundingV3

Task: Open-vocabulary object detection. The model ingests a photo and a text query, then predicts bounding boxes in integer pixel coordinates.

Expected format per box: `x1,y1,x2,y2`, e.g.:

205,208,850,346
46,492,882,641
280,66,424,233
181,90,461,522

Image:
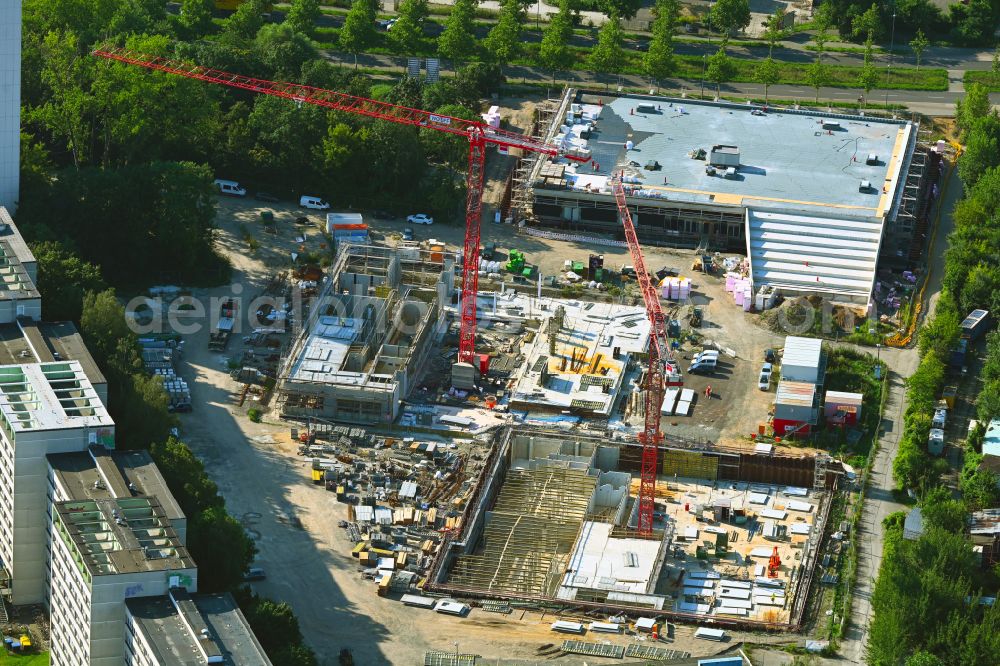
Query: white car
758,362,773,391
407,213,433,225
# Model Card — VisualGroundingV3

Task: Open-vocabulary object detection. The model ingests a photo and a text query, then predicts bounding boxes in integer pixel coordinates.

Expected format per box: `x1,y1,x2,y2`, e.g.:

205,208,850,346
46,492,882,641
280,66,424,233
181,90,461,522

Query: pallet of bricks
153,368,191,412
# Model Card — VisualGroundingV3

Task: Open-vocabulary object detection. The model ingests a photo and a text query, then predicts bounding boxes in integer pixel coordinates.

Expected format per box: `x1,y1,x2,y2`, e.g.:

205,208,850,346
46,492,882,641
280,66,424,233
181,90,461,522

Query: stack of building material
481,105,501,128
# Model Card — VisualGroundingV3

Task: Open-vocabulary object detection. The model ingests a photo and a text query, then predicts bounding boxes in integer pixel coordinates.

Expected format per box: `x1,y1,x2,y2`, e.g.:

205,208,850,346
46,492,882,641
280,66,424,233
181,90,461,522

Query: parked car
299,195,330,210
402,228,415,241
759,363,773,391
243,567,266,582
254,191,279,202
689,357,717,374
214,179,246,197
764,348,777,363
407,213,433,225
932,408,947,429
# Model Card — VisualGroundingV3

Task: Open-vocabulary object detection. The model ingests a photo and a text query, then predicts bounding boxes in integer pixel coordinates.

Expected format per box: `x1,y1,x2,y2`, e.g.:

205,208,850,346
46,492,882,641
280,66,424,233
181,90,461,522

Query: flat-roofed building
0,361,114,605
0,319,107,405
125,590,272,666
0,210,40,321
0,7,19,211
49,493,196,666
524,91,927,305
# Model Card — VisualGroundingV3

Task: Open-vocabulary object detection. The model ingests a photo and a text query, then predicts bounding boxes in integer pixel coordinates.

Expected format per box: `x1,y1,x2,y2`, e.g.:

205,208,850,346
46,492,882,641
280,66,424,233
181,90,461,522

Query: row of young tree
867,85,1000,665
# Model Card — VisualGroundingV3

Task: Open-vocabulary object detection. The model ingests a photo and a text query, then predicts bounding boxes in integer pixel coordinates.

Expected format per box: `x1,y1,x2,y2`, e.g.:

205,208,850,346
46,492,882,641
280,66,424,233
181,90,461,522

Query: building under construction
512,90,938,305
276,245,453,424
427,427,840,630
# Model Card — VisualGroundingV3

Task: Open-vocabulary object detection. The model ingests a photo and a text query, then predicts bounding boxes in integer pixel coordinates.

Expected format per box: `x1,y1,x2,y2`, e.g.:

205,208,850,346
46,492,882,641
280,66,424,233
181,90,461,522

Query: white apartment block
0,361,114,605
0,209,40,322
49,493,196,666
0,2,19,211
125,590,272,666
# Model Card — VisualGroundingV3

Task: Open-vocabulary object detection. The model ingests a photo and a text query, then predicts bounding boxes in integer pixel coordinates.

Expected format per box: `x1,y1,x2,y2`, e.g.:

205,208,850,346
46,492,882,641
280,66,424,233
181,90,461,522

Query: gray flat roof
54,494,194,576
0,320,106,388
47,446,184,525
126,592,272,665
558,93,911,217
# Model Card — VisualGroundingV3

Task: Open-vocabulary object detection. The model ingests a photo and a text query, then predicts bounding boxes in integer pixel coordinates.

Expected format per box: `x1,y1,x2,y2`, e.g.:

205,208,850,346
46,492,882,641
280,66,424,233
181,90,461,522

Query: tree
806,60,829,103
956,83,992,137
179,0,215,36
710,0,751,36
852,2,881,44
905,651,945,666
438,0,478,63
286,0,321,36
189,506,256,592
150,438,224,517
762,8,785,56
484,0,522,63
339,0,378,67
754,56,779,104
254,23,318,78
391,0,429,54
539,1,574,79
224,0,269,41
858,60,880,108
31,31,93,169
598,0,642,20
706,46,734,98
958,115,1000,186
588,12,625,73
951,0,997,47
644,0,678,84
29,241,105,322
421,104,478,168
910,29,929,70
920,486,966,533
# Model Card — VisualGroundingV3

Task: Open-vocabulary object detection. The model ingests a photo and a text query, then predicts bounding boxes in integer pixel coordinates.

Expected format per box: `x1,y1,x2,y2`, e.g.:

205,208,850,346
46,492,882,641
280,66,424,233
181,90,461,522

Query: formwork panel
662,450,718,480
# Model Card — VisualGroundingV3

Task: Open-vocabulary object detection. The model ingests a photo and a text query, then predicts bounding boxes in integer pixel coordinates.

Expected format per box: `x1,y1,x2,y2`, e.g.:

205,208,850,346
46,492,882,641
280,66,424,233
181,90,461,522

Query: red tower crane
611,177,679,536
92,46,588,371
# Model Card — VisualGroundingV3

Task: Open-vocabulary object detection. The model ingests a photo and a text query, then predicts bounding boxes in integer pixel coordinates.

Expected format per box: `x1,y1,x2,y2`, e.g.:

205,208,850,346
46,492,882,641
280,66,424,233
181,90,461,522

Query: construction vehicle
506,249,526,274
93,47,589,385
690,307,703,328
611,178,682,536
767,546,781,578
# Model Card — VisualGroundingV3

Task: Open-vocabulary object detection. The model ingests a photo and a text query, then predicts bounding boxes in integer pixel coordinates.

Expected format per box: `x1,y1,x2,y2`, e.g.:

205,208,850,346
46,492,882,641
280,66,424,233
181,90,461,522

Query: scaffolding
510,94,566,221
448,466,596,597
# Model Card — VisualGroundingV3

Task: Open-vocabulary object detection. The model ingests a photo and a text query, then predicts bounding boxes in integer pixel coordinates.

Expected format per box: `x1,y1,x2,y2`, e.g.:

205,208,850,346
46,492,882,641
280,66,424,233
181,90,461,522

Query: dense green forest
867,85,1000,665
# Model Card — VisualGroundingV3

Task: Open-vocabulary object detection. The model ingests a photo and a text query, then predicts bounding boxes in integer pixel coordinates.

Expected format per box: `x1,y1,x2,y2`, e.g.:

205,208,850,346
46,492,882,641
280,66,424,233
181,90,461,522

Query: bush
248,408,262,423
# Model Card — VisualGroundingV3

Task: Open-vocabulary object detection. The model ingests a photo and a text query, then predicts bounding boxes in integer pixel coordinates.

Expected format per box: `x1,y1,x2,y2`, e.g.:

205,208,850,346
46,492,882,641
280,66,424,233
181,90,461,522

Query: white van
214,179,246,197
299,195,330,210
694,350,719,362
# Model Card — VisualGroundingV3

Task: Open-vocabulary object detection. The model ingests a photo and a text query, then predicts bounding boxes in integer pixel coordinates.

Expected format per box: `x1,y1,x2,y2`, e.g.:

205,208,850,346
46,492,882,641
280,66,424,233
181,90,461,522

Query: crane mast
92,46,588,377
612,177,677,536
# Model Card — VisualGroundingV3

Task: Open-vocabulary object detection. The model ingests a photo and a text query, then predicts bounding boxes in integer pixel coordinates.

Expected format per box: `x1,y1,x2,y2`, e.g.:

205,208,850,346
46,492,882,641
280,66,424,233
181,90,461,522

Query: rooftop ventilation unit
709,145,740,167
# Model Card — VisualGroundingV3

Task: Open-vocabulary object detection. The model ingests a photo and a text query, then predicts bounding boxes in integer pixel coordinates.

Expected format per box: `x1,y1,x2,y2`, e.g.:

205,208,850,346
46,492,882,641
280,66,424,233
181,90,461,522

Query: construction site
417,427,839,630
275,244,452,423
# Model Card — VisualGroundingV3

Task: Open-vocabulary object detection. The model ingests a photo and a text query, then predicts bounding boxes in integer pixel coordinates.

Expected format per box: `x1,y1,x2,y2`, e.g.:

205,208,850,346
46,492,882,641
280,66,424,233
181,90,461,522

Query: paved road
324,50,1000,116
